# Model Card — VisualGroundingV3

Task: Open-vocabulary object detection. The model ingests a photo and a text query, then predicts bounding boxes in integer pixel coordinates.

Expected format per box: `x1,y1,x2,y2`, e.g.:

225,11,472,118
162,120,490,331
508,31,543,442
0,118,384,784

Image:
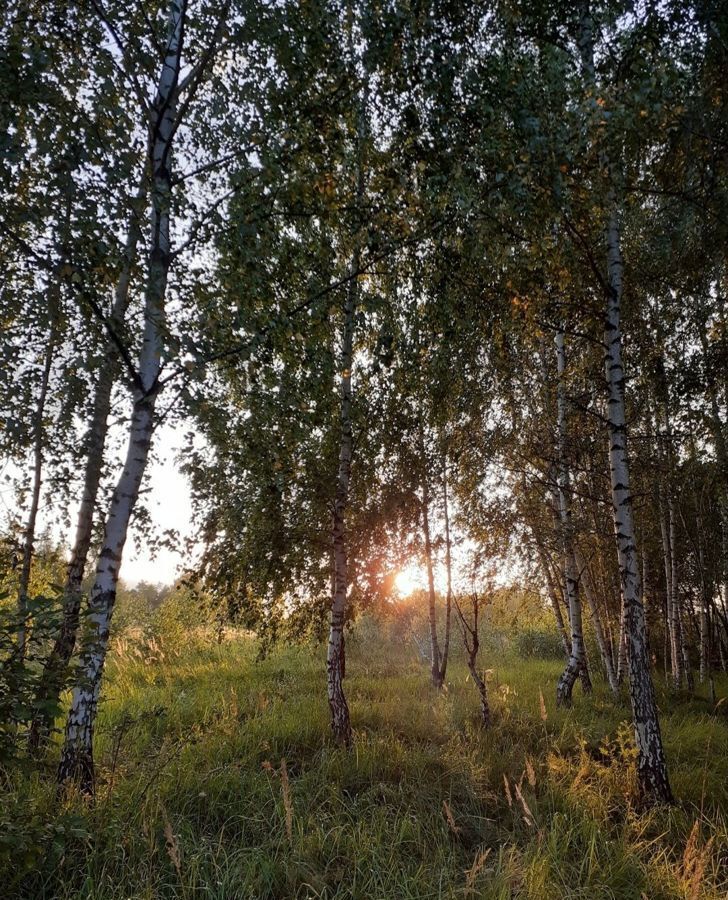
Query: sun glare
394,568,419,597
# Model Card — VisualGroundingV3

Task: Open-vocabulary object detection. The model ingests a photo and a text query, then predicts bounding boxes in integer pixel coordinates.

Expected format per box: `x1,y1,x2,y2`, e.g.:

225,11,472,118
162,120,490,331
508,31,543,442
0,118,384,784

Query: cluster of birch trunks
4,0,728,814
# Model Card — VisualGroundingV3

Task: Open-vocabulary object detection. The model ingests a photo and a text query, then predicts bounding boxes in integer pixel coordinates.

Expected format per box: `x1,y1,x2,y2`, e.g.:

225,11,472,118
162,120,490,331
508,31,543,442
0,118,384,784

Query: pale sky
2,420,195,588
123,421,196,585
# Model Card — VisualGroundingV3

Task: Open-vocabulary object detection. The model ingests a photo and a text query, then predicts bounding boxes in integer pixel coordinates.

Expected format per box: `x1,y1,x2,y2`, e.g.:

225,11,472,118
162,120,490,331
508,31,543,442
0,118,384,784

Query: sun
394,567,419,597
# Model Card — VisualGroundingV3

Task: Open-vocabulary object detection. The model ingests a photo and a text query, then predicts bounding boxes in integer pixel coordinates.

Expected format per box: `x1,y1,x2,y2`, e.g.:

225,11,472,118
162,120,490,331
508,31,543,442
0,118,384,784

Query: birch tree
455,590,490,728
58,0,230,790
576,0,672,803
554,328,591,705
29,189,144,751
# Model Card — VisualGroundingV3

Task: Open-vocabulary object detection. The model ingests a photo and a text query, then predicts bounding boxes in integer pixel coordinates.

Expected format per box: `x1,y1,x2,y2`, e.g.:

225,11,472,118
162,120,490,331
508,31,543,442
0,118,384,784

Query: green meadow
5,621,726,899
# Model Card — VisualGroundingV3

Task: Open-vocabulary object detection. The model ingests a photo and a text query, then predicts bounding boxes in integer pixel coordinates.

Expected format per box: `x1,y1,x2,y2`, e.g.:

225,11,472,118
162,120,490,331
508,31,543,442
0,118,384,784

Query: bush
0,593,64,765
514,628,565,660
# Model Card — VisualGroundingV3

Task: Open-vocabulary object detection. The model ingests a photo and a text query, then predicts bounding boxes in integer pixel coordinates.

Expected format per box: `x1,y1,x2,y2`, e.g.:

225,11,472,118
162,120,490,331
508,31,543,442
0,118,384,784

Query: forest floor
6,624,728,899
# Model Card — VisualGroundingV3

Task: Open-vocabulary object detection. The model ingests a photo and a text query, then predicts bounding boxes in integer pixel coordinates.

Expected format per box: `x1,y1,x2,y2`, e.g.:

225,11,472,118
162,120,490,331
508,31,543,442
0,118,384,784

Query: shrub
514,628,565,660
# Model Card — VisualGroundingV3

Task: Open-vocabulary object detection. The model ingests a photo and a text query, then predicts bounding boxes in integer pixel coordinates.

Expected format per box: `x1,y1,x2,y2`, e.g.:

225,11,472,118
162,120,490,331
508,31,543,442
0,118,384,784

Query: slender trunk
696,512,710,684
607,613,617,672
603,203,672,802
721,508,728,671
697,321,728,679
589,498,619,668
664,500,680,684
554,329,591,705
656,358,687,688
327,80,367,745
29,191,143,752
421,451,442,688
657,479,679,682
576,0,671,802
327,257,357,747
439,458,453,684
662,595,670,678
534,535,571,657
616,599,628,685
577,551,619,694
642,553,652,662
667,485,690,688
456,595,490,728
677,596,694,692
469,658,490,728
16,331,55,659
699,589,710,688
57,1,184,791
723,506,728,613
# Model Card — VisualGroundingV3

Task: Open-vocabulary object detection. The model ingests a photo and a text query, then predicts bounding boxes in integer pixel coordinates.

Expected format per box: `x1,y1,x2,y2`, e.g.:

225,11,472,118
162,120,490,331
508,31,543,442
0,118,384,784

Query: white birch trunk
554,329,591,705
721,510,728,670
667,495,681,682
326,58,370,745
439,459,453,685
616,598,628,685
577,0,672,804
57,1,184,790
420,449,442,688
696,513,710,684
30,191,143,751
657,477,680,682
535,536,571,658
576,550,619,694
604,205,672,802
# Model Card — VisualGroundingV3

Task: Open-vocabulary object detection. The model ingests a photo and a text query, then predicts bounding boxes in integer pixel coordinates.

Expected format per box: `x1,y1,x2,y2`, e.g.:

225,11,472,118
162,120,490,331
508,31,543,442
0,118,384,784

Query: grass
3,622,727,899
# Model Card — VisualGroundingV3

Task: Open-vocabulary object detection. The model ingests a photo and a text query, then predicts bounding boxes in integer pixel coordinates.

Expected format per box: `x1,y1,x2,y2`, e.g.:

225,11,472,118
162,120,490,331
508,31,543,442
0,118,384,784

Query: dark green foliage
0,593,63,764
515,628,566,660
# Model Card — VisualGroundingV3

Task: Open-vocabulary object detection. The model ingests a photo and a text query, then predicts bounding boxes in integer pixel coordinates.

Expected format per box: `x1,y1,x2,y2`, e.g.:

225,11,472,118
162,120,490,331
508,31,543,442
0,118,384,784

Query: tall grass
3,622,727,899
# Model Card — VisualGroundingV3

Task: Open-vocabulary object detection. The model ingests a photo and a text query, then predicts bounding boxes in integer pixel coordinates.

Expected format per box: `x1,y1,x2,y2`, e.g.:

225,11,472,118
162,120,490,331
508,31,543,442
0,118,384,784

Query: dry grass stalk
503,774,513,808
525,757,536,788
514,781,535,827
539,688,548,721
464,847,492,895
161,803,182,879
280,759,293,843
442,799,460,835
683,820,714,900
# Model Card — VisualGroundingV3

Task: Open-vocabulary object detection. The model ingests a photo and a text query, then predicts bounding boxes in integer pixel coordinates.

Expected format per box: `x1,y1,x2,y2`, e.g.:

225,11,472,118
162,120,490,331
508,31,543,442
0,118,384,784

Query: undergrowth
2,623,726,899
